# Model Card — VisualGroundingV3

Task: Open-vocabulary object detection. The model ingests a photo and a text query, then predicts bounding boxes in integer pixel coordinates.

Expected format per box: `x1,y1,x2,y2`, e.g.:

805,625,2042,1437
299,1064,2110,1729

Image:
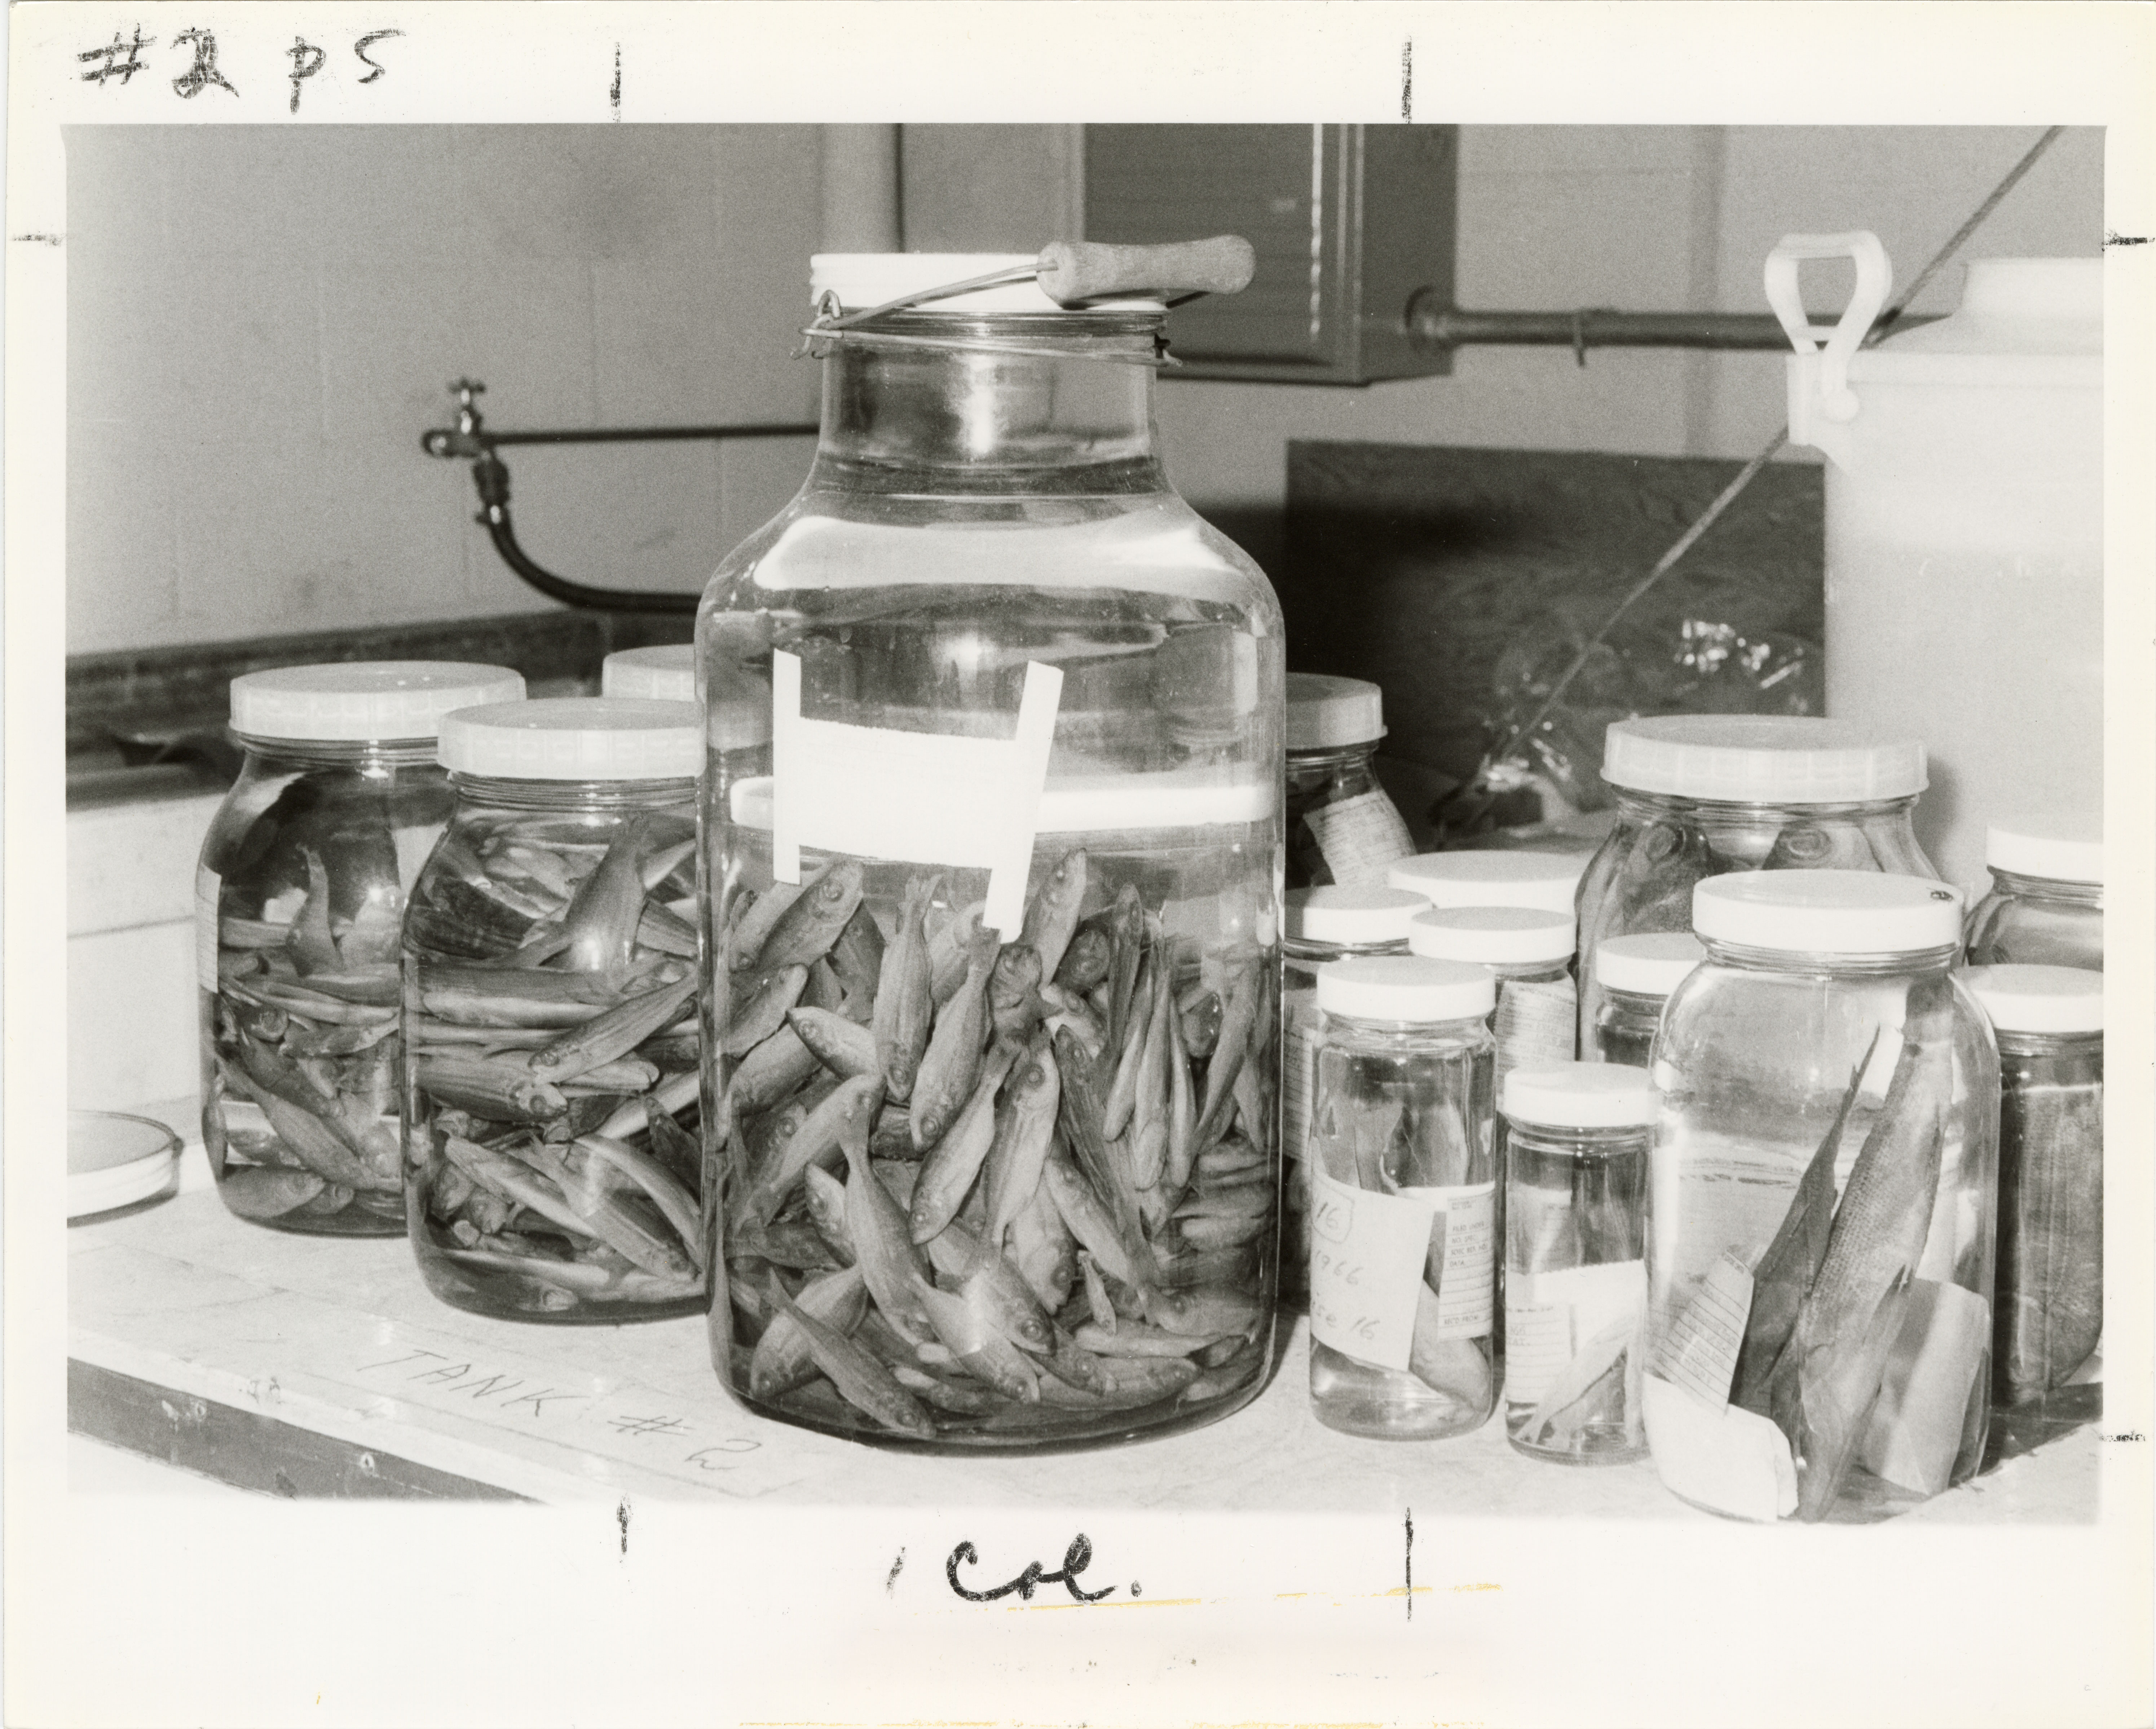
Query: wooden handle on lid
1035,236,1257,305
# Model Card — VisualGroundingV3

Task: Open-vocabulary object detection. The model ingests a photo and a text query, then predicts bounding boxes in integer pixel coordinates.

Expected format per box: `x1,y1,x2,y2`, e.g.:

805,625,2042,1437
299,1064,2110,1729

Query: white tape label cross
770,649,1063,936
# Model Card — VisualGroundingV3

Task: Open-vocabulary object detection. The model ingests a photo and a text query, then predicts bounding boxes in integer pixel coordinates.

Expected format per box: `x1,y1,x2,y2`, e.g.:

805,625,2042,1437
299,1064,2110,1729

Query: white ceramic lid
1407,905,1575,966
1596,932,1706,996
1502,1062,1655,1129
1386,850,1587,915
230,661,525,743
602,645,695,703
810,253,1163,316
1692,870,1963,954
1286,672,1386,751
439,698,701,781
1284,885,1428,946
1988,816,2103,886
1961,963,2102,1034
1316,956,1494,1023
1602,715,1926,803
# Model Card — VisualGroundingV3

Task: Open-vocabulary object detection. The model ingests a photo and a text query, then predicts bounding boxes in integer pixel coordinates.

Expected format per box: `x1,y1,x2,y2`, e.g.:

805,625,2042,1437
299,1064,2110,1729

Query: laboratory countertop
68,1146,2100,1523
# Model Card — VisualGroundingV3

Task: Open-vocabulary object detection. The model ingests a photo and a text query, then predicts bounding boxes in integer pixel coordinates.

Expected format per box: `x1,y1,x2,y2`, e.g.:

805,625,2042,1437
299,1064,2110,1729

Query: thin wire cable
1477,124,2066,788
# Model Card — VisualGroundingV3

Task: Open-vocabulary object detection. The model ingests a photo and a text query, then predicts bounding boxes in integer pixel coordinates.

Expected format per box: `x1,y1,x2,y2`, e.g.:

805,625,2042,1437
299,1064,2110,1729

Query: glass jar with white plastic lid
401,698,706,1323
1285,672,1414,890
1589,932,1705,1067
1387,848,1589,917
697,246,1283,1451
1406,905,1577,1092
1501,1062,1654,1465
1641,871,1996,1524
1280,885,1430,1308
1961,963,2103,1406
1576,715,1935,1053
198,660,524,1235
1965,817,2103,970
1306,956,1498,1440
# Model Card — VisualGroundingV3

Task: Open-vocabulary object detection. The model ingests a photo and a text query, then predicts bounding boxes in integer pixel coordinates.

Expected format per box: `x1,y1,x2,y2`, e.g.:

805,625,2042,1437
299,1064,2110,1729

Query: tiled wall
66,125,824,656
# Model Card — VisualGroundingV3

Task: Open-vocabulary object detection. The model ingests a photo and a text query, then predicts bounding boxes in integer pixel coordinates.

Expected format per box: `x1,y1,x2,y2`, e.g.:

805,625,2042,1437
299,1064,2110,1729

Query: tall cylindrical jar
1641,872,1998,1522
1280,885,1428,1307
197,661,523,1234
1306,958,1498,1440
1406,906,1577,1093
1965,819,2103,970
1284,673,1414,890
1962,964,2103,1406
1576,715,1934,1052
698,254,1285,1450
400,699,706,1323
1502,1063,1654,1465
1588,933,1704,1067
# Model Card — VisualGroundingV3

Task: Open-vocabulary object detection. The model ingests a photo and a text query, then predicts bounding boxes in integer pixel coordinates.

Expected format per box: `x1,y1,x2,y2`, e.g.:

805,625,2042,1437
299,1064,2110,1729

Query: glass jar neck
807,314,1168,496
1285,936,1410,962
1698,937,1961,978
1599,985,1670,1014
1321,1008,1491,1038
1612,787,1919,823
1483,958,1572,982
1988,866,2103,907
447,773,696,813
1504,1119,1651,1155
1287,741,1381,776
1995,1027,2102,1058
239,734,441,773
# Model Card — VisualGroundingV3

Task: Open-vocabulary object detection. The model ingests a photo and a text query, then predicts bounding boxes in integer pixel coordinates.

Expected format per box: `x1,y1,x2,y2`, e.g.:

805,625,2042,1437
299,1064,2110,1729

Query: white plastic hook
1764,231,1891,466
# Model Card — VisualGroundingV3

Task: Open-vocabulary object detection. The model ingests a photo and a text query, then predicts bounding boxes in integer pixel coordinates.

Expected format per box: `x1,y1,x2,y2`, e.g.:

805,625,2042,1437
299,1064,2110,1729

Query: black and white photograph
7,4,2152,1725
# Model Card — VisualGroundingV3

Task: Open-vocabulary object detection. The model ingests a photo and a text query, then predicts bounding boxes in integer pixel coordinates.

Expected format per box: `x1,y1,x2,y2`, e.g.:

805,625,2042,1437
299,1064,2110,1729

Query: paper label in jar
1506,1259,1646,1407
1301,789,1415,888
769,650,1062,936
1495,975,1578,1092
1280,990,1322,1163
1308,1169,1434,1372
1650,1249,1753,1413
194,866,221,992
1406,1181,1496,1342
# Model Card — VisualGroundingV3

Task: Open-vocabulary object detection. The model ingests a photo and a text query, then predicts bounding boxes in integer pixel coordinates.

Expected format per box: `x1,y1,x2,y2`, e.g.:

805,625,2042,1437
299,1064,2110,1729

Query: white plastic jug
1765,234,2102,894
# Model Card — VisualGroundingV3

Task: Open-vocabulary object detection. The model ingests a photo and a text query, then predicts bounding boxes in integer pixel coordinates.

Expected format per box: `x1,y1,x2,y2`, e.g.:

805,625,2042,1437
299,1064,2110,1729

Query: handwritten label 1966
1308,1171,1433,1372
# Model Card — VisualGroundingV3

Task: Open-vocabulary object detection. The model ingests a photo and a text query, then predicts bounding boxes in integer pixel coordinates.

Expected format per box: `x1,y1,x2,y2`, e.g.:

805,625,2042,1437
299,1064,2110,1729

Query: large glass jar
1284,673,1414,891
400,699,706,1322
1965,819,2103,970
1641,872,1998,1522
1280,885,1428,1308
1588,933,1703,1067
698,254,1284,1450
1406,906,1577,1094
1305,958,1498,1440
1577,716,1935,1053
1961,964,2103,1406
1502,1063,1653,1466
197,662,523,1234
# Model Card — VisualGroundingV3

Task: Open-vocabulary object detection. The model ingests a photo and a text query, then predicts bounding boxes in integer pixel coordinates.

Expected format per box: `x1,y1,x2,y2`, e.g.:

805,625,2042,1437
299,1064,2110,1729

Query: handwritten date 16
946,1535,1120,1604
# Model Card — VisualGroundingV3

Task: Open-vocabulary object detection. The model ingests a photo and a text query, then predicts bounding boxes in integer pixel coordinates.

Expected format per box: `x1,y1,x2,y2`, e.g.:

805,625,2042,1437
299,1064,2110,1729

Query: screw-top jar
1285,673,1415,890
1962,963,2103,1406
1965,817,2103,970
197,661,524,1235
1387,848,1589,916
1576,715,1935,1054
1588,933,1705,1067
401,698,705,1322
1502,1063,1654,1465
699,252,1283,1450
1280,885,1429,1307
1641,871,1997,1523
1407,905,1577,1093
1306,957,1498,1440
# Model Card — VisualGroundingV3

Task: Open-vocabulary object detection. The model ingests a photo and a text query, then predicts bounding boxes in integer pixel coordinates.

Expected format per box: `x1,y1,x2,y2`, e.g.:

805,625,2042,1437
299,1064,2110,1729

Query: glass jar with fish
1961,964,2103,1407
1587,933,1703,1067
698,248,1284,1450
400,699,706,1322
1965,818,2103,970
1501,1064,1653,1465
1281,885,1429,1309
1406,906,1578,1095
1576,716,1934,1057
1306,957,1498,1440
198,661,524,1235
1641,872,1998,1522
1284,673,1414,891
